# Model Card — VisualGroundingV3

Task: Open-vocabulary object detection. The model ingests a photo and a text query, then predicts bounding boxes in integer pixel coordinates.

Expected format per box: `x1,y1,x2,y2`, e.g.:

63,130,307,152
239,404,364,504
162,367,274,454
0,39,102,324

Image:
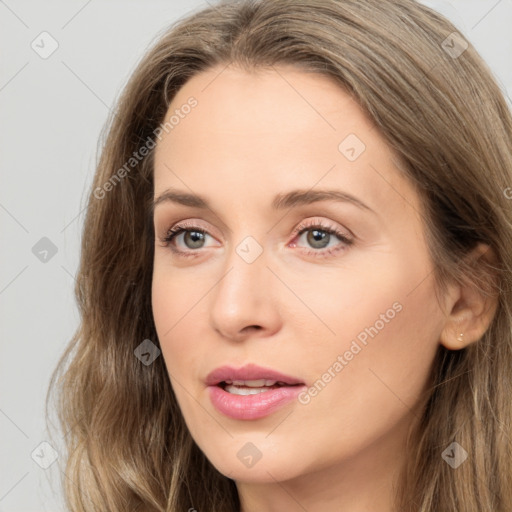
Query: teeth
225,379,278,387
222,379,284,395
225,385,273,395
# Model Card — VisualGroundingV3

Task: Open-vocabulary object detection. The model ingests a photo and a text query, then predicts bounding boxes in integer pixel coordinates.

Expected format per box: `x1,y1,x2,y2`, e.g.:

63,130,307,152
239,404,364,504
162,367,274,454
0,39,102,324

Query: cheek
295,268,443,443
151,271,210,394
289,252,443,417
151,277,206,436
152,275,186,369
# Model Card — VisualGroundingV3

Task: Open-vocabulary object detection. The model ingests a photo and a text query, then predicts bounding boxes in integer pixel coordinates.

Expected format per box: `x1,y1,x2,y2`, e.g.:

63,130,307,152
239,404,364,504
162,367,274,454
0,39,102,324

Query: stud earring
457,333,464,342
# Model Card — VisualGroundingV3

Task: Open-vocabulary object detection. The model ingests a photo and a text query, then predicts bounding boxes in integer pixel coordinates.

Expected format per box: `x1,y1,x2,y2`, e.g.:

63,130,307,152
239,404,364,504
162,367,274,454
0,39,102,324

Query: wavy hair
46,0,512,510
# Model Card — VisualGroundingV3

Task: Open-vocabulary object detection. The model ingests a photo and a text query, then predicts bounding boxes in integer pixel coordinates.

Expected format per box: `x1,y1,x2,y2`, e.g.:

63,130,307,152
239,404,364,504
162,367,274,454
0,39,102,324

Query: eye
159,221,215,257
158,218,354,259
290,219,353,258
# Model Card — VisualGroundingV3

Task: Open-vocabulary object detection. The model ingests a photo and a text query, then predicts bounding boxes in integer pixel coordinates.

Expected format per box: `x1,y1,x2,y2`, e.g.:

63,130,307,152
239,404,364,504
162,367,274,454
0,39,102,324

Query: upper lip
205,363,304,386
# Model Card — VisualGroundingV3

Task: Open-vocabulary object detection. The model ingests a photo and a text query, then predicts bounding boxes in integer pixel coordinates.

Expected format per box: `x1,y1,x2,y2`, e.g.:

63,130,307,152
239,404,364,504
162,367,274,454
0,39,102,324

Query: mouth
205,364,306,420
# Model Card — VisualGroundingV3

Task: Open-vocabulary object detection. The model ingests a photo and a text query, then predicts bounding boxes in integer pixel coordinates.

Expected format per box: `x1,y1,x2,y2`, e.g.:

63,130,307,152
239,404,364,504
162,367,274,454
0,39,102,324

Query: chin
198,438,305,484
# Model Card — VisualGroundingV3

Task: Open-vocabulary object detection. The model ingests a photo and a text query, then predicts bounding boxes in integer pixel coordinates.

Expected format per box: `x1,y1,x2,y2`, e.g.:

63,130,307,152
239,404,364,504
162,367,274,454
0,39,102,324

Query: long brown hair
46,0,512,510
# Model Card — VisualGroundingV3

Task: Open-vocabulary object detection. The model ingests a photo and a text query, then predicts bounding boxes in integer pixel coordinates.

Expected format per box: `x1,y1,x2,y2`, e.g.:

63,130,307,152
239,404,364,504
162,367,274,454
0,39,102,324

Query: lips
205,363,306,420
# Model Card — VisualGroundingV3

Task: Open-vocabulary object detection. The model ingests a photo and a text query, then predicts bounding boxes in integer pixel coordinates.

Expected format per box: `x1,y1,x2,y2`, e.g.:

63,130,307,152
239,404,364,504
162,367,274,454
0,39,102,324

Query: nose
209,240,282,342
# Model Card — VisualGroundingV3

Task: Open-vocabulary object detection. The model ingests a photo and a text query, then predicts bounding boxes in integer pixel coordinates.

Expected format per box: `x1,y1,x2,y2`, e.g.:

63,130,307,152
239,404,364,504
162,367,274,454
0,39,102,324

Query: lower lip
207,384,306,420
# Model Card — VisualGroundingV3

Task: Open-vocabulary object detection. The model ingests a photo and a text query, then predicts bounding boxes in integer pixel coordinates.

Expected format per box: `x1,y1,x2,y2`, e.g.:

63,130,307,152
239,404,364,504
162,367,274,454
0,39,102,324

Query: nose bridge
217,233,267,304
209,232,278,337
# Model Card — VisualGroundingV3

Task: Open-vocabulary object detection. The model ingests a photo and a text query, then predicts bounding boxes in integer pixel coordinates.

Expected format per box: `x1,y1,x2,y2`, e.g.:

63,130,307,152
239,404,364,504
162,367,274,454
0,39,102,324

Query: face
151,64,448,485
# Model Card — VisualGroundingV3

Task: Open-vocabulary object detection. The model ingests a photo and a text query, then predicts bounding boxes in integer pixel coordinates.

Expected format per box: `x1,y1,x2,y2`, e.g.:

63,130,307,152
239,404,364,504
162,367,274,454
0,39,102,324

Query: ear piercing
457,333,464,342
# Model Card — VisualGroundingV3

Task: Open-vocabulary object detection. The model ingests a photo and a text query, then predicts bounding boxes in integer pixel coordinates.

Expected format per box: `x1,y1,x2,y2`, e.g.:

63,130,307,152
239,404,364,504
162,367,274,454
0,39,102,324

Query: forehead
153,64,422,220
156,64,371,156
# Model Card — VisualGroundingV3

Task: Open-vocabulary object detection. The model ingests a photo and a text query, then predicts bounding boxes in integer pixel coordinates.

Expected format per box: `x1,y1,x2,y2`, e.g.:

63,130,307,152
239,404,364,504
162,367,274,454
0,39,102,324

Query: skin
151,64,497,512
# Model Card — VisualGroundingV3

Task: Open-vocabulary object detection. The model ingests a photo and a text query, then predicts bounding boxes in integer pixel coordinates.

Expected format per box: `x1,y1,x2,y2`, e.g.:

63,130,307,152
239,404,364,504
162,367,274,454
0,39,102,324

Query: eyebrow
152,188,376,215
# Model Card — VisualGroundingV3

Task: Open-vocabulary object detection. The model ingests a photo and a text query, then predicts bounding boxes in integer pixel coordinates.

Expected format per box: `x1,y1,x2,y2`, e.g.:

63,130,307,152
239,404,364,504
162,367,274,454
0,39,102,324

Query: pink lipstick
205,363,306,420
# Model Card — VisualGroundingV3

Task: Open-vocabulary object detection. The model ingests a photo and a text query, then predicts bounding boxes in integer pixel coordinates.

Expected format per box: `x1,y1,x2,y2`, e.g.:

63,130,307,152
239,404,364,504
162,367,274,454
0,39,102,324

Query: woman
46,0,512,510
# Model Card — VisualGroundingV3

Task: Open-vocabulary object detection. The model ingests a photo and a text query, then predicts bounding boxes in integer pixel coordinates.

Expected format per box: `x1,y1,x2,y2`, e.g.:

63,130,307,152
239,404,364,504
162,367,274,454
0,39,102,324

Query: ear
439,243,499,351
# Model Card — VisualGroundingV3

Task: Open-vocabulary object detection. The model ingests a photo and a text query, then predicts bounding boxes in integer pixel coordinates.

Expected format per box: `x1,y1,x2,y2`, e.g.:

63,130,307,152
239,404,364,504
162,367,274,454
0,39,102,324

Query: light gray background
1,1,511,510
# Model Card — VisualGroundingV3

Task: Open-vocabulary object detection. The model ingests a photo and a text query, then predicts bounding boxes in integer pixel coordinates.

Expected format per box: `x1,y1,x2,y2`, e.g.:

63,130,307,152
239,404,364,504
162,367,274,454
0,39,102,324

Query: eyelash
159,219,353,259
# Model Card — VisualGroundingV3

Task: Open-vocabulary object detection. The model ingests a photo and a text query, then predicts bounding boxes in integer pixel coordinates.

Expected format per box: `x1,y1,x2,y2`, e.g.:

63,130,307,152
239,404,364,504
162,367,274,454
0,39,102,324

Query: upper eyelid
153,197,368,235
165,218,344,233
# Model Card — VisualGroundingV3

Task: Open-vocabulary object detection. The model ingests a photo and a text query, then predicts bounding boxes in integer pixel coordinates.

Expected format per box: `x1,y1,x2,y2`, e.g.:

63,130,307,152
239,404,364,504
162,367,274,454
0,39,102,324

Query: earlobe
439,243,499,351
